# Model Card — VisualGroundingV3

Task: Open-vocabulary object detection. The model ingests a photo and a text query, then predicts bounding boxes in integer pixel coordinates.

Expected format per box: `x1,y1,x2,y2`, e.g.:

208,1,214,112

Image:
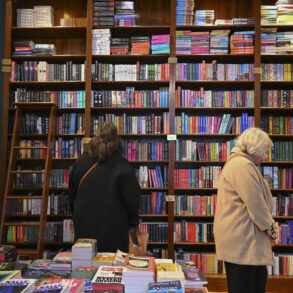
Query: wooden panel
135,0,170,25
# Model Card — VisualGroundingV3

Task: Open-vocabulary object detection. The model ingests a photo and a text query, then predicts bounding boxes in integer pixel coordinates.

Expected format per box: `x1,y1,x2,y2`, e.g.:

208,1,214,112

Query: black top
68,152,141,252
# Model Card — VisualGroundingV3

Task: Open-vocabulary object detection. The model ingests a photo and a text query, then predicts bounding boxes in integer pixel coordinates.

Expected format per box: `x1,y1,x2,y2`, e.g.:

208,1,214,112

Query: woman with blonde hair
68,121,140,252
214,127,278,293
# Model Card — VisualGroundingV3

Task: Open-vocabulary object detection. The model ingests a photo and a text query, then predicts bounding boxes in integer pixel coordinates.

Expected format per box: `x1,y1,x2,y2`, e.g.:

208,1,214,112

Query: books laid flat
148,280,184,293
92,253,115,267
71,266,98,280
0,270,21,282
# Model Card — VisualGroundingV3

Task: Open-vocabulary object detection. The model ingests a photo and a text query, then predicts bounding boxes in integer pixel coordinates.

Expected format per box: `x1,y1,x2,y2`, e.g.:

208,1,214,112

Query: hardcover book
0,279,36,293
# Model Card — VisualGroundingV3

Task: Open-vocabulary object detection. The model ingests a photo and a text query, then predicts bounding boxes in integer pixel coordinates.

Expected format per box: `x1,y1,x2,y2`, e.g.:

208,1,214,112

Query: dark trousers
224,261,268,293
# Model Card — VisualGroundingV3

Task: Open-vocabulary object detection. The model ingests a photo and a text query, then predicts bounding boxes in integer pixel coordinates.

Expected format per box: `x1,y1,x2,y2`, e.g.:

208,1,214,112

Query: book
112,250,130,266
53,252,72,263
92,252,115,267
0,279,36,293
33,282,69,293
0,270,21,282
148,280,184,293
71,266,98,280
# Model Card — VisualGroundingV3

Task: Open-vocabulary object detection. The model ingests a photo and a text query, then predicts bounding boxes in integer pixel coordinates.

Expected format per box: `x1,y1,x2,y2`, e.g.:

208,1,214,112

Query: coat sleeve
119,166,141,227
229,161,274,231
68,163,77,213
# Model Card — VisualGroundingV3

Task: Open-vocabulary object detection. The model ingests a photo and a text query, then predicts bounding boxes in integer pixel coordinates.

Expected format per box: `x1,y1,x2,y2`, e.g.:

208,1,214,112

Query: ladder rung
7,196,43,199
9,170,44,174
13,146,47,149
3,222,40,226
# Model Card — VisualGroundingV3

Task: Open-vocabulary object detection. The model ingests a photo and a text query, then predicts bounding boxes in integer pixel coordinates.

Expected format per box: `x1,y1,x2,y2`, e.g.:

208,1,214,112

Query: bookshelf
0,0,293,291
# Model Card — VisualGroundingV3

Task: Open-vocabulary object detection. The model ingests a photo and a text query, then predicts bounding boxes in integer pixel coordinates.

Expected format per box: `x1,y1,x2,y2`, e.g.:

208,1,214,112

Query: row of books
121,140,169,161
175,113,254,135
261,116,293,135
11,89,86,108
47,192,71,215
175,139,235,161
174,167,222,188
52,137,83,159
278,222,293,244
6,220,74,243
262,89,293,108
11,61,86,82
177,62,255,81
91,113,169,134
14,168,44,188
17,140,47,159
56,113,84,135
139,223,168,242
136,166,168,188
21,114,49,135
140,192,167,215
176,30,254,55
93,0,135,27
268,141,293,162
176,88,254,108
262,63,293,81
175,194,217,216
91,87,169,108
92,62,170,81
16,6,54,27
50,169,70,188
261,167,293,189
272,194,293,217
174,222,214,243
7,198,42,216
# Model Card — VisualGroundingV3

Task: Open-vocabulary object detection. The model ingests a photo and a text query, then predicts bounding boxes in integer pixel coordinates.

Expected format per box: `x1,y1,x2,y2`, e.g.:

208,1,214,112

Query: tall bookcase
0,0,292,291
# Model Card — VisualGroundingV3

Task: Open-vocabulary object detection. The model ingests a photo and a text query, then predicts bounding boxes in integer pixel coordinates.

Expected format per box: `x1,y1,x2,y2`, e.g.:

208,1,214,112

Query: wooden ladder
0,102,57,259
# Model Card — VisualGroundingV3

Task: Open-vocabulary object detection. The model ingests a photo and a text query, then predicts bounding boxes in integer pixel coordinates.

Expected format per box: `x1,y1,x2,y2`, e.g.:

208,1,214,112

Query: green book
71,266,97,280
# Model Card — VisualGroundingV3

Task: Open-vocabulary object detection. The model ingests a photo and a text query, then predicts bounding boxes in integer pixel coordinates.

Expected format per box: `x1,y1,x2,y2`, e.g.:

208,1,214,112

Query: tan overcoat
214,147,274,266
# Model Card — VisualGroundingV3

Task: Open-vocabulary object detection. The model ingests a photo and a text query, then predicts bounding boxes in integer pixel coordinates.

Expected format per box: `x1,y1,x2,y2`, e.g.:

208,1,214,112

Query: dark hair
88,122,121,163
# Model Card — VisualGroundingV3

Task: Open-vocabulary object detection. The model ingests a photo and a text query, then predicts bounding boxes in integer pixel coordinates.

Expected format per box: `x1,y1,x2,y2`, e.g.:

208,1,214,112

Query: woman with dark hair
68,122,141,252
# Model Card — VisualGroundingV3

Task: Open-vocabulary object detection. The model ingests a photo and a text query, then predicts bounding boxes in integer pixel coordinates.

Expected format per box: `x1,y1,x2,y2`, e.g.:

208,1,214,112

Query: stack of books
195,10,214,25
151,34,170,54
122,255,156,293
32,44,56,56
50,252,72,275
176,31,192,54
92,252,116,267
192,32,210,54
33,6,54,27
276,31,293,54
0,246,17,262
12,41,34,56
131,36,150,54
72,239,97,270
277,0,293,24
148,280,184,293
230,31,254,54
215,19,233,25
261,5,277,25
155,260,185,283
16,9,34,27
71,265,98,291
176,0,195,25
111,38,130,55
92,0,115,26
210,30,229,54
92,29,111,55
114,1,136,26
261,28,277,54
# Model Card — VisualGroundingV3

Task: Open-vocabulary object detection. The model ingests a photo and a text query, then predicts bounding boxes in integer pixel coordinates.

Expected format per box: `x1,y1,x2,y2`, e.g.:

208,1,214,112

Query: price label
166,195,175,202
167,134,177,141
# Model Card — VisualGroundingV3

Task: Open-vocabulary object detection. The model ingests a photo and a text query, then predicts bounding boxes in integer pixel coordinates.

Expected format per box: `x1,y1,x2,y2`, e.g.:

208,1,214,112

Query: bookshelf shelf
174,242,215,245
273,216,293,220
55,134,84,137
92,54,170,61
176,54,254,61
10,82,86,86
92,107,169,111
175,107,254,111
118,134,167,137
129,160,169,163
92,81,169,85
174,215,214,219
141,188,169,191
176,134,237,137
11,55,87,61
3,222,40,226
175,188,217,191
175,160,226,164
176,24,255,30
176,80,254,85
139,214,168,218
6,196,43,199
12,27,86,38
147,242,168,245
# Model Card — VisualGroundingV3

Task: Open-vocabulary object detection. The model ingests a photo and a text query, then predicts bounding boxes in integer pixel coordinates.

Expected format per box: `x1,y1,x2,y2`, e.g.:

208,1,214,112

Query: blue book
148,280,184,293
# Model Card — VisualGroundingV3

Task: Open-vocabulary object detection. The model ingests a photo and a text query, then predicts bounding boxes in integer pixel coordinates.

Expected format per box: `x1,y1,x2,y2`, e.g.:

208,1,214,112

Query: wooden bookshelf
0,0,293,291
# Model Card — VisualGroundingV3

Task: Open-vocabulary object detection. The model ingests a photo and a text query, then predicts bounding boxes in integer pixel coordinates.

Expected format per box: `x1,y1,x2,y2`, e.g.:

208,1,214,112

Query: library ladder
0,102,57,259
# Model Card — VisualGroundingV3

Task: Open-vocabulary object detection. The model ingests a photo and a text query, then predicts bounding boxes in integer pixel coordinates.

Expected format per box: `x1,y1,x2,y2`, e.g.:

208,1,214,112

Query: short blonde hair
235,127,273,160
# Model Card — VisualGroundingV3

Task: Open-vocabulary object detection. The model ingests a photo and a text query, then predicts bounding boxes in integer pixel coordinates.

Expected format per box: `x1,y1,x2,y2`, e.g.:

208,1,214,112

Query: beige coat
214,147,274,266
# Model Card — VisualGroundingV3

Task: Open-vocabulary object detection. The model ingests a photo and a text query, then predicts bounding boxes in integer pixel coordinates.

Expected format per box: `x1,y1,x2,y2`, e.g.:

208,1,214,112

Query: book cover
0,270,21,283
148,280,184,293
112,250,130,266
0,279,36,293
71,266,97,280
92,266,124,284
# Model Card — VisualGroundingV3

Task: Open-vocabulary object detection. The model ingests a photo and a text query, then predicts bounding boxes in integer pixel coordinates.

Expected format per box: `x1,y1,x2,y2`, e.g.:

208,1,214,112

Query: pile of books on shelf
195,10,214,25
92,29,111,55
261,5,277,25
277,0,293,24
12,41,34,56
261,28,277,54
176,31,192,54
92,0,115,26
131,36,150,55
232,18,255,25
230,31,255,54
210,30,229,54
114,1,136,26
176,0,195,25
214,19,233,25
276,31,293,54
72,239,97,270
111,37,130,54
151,34,170,54
191,31,210,54
16,6,54,27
